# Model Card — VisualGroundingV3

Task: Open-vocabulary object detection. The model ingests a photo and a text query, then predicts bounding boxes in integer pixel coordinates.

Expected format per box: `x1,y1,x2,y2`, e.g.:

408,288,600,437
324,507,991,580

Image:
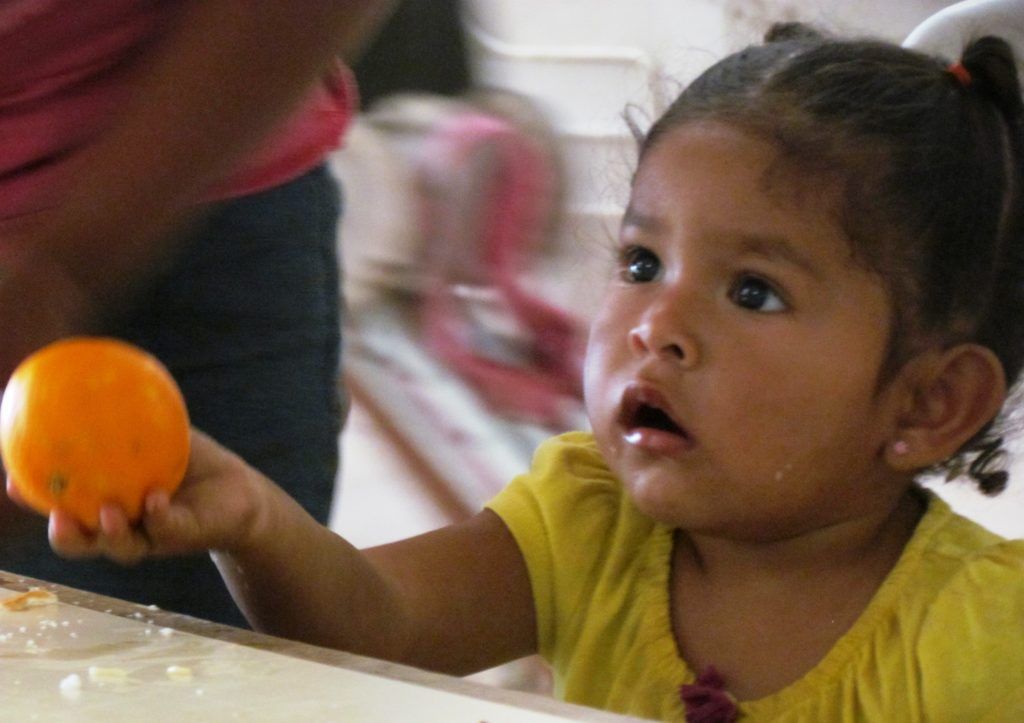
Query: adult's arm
0,0,397,380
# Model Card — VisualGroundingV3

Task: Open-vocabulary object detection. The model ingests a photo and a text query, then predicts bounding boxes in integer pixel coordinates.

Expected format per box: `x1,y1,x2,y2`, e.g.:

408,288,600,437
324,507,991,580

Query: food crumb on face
158,627,174,638
1,588,58,611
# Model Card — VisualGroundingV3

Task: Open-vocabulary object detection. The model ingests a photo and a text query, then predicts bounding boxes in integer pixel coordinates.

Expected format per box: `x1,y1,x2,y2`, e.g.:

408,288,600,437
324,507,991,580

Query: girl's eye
730,275,787,312
619,245,661,283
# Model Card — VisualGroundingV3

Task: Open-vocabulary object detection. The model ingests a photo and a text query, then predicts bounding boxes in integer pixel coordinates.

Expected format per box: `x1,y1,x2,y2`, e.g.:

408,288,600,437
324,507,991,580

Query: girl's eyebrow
621,206,821,279
733,232,821,279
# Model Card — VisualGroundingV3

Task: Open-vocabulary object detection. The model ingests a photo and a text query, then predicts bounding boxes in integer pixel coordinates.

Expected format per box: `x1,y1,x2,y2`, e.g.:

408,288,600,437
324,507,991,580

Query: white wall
462,1,966,313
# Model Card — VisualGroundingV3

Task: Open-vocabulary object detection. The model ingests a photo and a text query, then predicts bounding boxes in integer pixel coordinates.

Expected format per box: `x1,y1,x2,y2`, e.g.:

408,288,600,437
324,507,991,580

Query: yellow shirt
486,432,1024,721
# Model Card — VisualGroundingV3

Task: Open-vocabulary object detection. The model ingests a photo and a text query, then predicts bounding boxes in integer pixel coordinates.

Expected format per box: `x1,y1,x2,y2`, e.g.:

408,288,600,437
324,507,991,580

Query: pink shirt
0,0,355,222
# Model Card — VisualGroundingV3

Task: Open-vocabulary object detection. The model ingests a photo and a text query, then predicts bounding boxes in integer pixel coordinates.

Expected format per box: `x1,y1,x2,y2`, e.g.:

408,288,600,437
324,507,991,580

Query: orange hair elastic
947,62,972,87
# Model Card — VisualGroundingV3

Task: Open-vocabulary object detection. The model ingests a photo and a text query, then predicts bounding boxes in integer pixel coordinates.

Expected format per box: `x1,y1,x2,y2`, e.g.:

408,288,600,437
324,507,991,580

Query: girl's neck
678,486,926,584
670,488,927,701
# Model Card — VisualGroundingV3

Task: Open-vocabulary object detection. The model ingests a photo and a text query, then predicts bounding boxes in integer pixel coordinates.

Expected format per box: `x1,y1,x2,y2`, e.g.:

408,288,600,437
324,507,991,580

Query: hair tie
947,62,972,87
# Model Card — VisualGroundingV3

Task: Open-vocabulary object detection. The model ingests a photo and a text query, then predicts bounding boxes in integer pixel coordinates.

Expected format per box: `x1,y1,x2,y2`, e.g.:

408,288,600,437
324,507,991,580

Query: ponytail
960,36,1024,120
944,36,1024,494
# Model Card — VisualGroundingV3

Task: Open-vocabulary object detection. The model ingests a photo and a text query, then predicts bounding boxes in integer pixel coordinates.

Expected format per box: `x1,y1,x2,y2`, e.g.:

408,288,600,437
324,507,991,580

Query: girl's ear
885,344,1007,471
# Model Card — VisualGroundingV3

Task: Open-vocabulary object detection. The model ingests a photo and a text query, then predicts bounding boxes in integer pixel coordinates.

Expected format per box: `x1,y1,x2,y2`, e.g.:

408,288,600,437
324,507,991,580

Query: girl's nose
627,305,700,367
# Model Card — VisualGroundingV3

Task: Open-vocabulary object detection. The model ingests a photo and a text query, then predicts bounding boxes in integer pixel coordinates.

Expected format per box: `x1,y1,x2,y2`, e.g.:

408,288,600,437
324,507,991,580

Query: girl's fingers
48,509,100,559
96,504,153,565
49,505,152,566
142,491,205,556
47,490,203,564
6,476,27,507
99,503,129,537
144,489,171,518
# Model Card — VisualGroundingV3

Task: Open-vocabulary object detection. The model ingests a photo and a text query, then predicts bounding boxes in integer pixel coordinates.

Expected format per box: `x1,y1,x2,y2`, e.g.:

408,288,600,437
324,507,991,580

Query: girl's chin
623,474,697,523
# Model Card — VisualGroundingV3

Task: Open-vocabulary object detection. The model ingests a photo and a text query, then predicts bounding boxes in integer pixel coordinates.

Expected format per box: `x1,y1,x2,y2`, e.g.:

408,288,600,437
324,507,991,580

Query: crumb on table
1,588,59,612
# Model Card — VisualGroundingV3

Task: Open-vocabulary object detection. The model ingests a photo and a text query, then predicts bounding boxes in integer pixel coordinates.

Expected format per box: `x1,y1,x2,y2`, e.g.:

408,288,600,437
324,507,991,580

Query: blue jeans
0,165,344,627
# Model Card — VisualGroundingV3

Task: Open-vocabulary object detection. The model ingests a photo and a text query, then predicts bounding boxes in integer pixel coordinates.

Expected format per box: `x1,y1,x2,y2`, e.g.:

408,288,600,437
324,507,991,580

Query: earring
891,440,910,456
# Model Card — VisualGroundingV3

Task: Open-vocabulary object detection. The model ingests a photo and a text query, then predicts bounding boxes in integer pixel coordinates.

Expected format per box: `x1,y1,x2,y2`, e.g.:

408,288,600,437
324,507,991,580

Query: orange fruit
0,337,190,531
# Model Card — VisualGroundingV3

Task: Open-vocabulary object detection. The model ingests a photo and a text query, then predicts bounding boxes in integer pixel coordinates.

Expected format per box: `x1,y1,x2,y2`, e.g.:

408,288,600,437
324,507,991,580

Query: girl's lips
623,427,695,454
617,383,694,453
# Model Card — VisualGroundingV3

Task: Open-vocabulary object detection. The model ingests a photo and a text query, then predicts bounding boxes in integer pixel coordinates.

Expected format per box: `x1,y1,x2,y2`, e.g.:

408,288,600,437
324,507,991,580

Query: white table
1,571,641,722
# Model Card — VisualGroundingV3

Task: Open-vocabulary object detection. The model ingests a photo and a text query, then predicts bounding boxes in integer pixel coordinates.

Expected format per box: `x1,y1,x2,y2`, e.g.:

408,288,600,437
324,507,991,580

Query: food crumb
59,673,82,701
2,589,58,611
166,665,193,681
88,666,128,684
158,627,174,638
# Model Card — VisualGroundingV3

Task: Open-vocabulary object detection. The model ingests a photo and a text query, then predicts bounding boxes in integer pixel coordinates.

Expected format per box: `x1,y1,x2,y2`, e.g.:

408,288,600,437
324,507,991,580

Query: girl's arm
227,502,538,674
44,431,538,675
0,0,397,381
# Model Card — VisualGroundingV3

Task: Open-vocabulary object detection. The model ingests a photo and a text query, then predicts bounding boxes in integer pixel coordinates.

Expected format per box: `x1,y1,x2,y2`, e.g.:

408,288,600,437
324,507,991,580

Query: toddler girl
23,22,1024,723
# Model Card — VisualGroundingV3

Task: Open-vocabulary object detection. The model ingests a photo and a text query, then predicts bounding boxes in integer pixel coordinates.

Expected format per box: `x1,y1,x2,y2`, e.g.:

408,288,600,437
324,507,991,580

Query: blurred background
324,0,1024,692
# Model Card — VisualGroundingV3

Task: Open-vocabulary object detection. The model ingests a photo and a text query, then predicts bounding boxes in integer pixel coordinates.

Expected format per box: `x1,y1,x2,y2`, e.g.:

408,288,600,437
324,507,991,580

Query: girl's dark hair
639,24,1024,494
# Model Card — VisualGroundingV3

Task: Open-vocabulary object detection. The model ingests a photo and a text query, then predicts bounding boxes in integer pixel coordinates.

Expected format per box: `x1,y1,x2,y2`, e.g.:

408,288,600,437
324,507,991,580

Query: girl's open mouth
618,384,693,452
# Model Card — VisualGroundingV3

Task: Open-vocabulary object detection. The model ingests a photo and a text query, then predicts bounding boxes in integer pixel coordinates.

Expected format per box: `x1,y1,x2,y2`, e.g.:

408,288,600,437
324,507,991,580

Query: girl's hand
904,0,1024,84
42,429,270,566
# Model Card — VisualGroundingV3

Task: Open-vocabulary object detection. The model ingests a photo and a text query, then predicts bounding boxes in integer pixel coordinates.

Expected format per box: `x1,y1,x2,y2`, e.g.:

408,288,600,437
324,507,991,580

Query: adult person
0,0,396,627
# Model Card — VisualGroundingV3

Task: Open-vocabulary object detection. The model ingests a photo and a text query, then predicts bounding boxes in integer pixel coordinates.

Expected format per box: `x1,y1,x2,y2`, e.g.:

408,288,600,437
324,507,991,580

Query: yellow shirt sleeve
916,538,1024,720
485,432,639,664
486,432,688,719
